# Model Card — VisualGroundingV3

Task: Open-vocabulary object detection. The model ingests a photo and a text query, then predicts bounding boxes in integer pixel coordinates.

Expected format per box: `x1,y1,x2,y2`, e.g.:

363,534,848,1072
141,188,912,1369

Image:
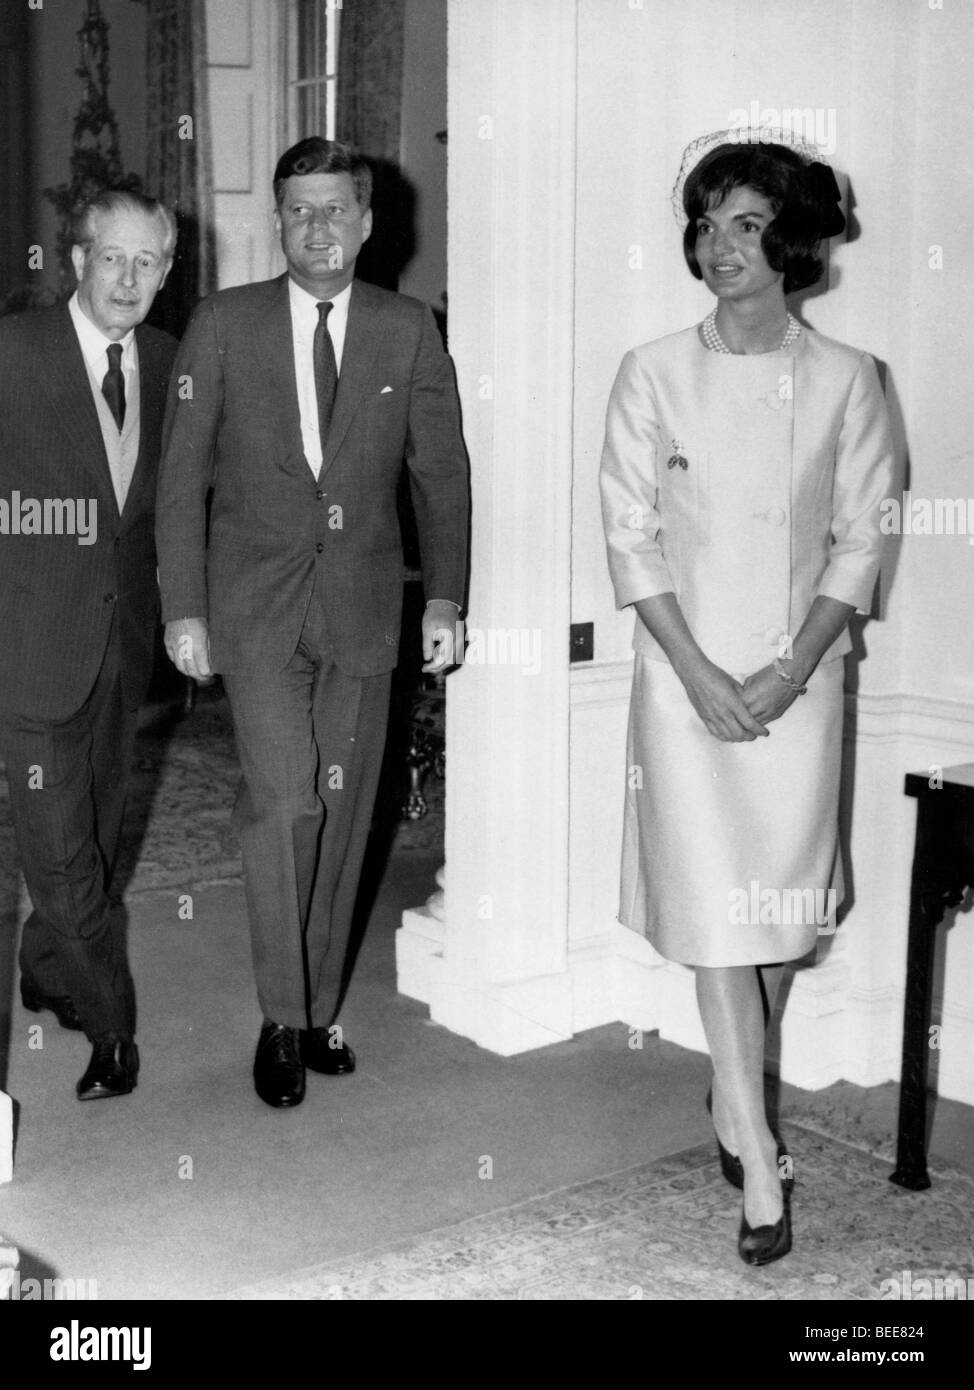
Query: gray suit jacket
155,275,469,676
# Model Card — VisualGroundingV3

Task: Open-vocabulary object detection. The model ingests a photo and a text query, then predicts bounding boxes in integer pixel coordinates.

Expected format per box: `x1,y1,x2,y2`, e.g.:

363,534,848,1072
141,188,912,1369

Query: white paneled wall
397,0,974,1105
205,0,284,288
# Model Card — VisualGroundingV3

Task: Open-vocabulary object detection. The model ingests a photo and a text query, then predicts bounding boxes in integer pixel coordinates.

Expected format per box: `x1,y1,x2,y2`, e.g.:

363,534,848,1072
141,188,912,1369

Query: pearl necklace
702,309,801,355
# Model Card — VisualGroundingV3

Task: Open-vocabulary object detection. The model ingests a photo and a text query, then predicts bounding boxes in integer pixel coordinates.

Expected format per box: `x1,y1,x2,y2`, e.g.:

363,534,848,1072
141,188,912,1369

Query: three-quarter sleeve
816,352,895,613
599,349,677,608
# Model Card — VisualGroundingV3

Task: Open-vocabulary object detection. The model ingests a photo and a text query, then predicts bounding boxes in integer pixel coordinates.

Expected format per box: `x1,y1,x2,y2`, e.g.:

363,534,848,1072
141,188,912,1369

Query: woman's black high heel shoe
738,1183,792,1267
706,1087,794,1195
705,1087,744,1189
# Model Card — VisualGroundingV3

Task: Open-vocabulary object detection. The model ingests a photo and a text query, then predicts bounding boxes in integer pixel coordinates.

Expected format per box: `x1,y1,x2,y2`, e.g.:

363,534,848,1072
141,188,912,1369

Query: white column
0,1089,12,1185
397,0,578,1054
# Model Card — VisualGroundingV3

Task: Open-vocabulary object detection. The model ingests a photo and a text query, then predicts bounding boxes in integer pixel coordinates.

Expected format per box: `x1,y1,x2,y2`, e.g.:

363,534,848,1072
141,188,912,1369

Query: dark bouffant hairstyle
682,141,845,294
273,137,373,210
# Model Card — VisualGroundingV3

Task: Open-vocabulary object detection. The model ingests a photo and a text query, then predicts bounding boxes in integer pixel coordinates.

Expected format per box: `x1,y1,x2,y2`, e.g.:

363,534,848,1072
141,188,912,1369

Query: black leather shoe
21,979,84,1032
738,1191,792,1267
77,1034,139,1101
706,1087,744,1189
254,1023,305,1107
706,1087,794,1194
301,1028,356,1075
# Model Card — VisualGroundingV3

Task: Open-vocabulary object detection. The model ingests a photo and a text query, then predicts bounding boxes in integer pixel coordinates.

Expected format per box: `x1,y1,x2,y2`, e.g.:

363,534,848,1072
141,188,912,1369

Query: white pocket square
380,385,394,394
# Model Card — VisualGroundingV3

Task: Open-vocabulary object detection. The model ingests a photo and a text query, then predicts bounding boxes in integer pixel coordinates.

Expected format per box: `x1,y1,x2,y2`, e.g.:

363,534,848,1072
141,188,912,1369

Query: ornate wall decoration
43,0,143,292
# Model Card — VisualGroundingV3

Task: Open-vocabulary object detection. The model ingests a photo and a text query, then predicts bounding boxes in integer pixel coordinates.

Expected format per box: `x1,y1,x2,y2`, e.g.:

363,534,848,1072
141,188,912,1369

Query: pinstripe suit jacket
0,304,177,719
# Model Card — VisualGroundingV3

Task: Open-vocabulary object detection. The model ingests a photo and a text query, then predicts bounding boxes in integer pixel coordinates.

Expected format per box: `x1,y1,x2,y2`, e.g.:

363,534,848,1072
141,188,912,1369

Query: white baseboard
0,1090,13,1186
397,677,974,1104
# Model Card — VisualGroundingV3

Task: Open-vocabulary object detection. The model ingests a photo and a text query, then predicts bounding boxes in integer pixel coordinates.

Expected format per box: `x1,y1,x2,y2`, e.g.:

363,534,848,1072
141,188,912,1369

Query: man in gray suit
156,139,468,1108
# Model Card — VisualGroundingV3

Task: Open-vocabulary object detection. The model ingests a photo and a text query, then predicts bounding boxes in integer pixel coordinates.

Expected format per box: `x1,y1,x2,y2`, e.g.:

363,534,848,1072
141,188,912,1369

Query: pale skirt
620,654,845,966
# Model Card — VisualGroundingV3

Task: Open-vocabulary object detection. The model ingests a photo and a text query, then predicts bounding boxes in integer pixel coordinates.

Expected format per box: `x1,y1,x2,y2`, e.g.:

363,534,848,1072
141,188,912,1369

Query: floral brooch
667,436,688,470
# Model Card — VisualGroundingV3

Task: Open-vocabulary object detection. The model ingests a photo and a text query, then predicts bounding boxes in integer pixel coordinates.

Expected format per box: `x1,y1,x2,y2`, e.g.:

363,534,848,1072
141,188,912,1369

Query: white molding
847,688,974,746
404,0,580,1053
569,658,633,706
399,0,974,1100
396,906,444,1006
403,663,974,1100
0,1091,12,1185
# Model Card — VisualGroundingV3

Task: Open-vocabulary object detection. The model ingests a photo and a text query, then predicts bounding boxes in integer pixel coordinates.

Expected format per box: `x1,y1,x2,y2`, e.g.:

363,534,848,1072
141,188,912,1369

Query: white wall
398,0,448,311
409,0,974,1102
202,0,974,1100
568,0,974,1097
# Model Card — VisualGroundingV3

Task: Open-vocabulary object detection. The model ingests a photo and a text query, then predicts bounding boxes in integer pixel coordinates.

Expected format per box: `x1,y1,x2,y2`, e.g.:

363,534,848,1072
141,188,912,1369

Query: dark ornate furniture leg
889,803,938,1190
891,769,974,1191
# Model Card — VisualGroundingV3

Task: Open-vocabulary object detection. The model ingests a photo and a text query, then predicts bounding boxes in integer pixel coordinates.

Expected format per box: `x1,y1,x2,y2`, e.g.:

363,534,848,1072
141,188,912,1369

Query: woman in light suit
600,133,894,1265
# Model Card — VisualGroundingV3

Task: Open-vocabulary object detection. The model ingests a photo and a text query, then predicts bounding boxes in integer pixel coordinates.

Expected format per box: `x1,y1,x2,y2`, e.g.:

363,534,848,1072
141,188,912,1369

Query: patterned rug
0,685,444,918
221,1115,974,1300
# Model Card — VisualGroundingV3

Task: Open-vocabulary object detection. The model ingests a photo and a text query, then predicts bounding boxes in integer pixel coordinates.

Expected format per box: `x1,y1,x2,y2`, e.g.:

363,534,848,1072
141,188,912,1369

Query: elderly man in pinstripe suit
0,191,177,1101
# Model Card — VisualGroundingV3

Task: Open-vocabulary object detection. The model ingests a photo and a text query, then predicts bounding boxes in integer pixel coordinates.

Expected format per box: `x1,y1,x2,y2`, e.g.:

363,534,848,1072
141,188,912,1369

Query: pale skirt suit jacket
599,324,894,966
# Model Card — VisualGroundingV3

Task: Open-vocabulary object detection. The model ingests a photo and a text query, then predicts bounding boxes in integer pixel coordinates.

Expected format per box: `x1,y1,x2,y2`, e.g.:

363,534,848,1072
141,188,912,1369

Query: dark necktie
314,300,338,451
102,342,126,432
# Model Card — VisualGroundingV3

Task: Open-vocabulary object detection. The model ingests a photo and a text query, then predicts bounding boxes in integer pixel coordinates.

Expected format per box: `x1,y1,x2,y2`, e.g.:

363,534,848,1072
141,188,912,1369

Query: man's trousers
222,598,392,1029
2,627,138,1039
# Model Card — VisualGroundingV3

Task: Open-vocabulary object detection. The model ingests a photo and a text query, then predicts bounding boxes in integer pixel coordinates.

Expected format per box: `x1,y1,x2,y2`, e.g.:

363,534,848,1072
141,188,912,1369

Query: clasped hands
676,655,804,743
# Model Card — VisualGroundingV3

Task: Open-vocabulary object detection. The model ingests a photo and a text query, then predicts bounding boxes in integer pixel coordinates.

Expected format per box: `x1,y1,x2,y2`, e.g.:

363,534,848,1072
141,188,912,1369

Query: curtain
336,0,405,161
336,0,408,290
0,3,31,309
144,0,216,335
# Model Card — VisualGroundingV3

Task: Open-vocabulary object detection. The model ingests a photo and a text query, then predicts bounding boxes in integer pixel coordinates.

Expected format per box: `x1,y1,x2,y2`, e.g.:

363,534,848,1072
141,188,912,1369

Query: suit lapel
36,304,117,507
118,326,166,526
319,279,382,478
252,275,306,461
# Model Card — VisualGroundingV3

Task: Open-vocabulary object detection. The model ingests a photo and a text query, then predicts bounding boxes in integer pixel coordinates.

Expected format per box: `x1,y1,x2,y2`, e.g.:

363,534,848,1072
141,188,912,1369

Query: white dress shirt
286,276,458,618
68,291,139,511
289,277,351,480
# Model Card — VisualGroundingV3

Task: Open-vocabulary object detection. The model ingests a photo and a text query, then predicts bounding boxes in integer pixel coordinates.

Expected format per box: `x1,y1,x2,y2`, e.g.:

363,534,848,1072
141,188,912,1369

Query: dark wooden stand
890,764,974,1191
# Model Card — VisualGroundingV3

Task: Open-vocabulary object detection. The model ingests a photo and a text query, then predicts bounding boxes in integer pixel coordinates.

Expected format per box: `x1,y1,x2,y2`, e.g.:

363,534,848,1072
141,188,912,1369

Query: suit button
767,506,787,526
764,626,782,645
316,542,324,554
103,592,116,604
316,490,326,500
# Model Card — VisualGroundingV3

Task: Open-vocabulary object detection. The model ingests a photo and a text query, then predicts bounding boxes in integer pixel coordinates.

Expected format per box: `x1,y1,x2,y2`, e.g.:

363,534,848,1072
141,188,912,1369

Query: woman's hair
682,141,845,294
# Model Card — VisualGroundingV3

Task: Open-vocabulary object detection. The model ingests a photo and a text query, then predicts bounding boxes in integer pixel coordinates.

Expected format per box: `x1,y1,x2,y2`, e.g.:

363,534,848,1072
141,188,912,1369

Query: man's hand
164,617,213,683
422,600,462,673
674,655,770,742
741,664,801,726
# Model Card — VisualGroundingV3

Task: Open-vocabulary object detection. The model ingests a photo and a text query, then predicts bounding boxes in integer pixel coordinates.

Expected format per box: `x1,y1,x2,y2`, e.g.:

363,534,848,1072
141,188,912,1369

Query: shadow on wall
355,157,417,293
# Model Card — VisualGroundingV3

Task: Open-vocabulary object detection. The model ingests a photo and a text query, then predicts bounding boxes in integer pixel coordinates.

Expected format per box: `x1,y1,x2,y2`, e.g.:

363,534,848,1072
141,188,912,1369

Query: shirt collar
288,276,353,329
68,291,136,369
